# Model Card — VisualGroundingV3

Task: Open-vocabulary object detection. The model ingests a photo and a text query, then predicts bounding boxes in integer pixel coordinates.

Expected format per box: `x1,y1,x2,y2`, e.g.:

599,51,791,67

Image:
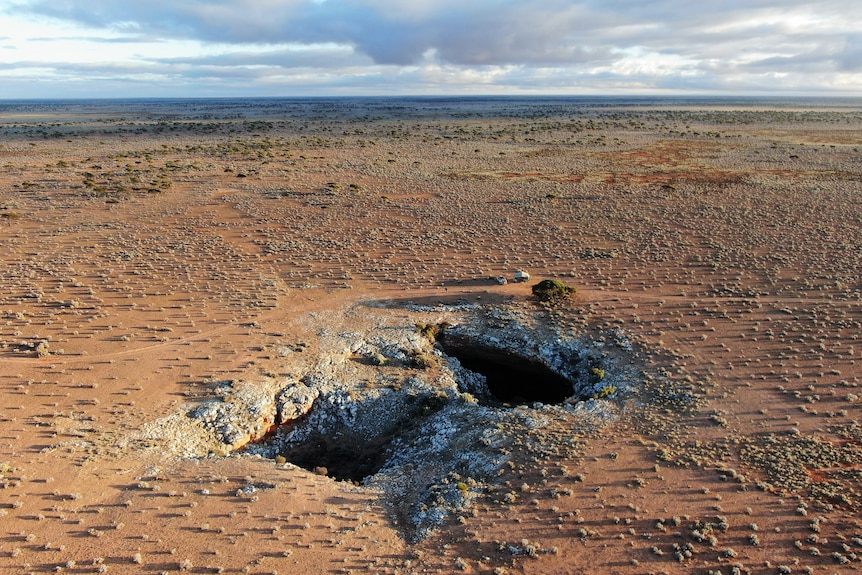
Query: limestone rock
276,384,319,424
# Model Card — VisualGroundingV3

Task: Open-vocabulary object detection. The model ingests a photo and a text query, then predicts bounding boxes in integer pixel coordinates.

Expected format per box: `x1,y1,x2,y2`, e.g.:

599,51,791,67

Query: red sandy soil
1,100,860,574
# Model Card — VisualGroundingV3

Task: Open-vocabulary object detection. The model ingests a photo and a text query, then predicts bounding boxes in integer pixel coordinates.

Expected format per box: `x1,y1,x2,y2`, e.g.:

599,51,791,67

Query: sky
1,0,861,98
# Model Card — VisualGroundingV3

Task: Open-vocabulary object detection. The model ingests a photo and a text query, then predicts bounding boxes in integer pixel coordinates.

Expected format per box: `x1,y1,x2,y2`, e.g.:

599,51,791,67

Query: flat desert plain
1,97,861,574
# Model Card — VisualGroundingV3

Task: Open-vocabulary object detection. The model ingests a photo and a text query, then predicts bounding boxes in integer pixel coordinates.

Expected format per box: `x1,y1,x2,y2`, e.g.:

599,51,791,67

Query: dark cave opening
439,339,575,406
279,431,392,483
276,392,450,483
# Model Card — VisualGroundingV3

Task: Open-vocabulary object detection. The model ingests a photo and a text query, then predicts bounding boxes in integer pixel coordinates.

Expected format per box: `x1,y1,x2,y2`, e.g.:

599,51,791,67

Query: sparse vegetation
0,97,860,575
592,385,616,399
531,279,577,302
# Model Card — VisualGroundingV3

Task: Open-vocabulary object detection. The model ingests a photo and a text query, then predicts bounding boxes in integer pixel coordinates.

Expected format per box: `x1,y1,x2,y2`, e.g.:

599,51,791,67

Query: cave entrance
439,339,575,406
278,431,392,483
274,392,449,484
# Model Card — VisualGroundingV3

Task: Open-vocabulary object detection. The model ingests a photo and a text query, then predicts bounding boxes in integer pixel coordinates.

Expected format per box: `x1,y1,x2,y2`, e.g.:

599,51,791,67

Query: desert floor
1,97,861,574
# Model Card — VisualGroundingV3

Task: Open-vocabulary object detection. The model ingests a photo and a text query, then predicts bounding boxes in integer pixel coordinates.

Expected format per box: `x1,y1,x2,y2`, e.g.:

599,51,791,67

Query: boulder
276,384,319,424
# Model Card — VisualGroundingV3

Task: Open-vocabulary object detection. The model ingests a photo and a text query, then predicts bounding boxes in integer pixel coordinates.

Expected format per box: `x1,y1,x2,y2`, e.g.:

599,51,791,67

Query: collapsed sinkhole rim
266,389,452,484
253,317,621,485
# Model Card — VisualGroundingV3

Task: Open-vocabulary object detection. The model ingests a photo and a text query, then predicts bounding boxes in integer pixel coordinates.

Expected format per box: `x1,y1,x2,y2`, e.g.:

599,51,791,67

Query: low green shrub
531,279,577,302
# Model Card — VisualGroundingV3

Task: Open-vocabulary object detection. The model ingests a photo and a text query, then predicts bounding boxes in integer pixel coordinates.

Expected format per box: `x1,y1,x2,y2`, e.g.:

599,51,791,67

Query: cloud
837,34,862,72
12,1,856,64
2,0,862,96
28,35,159,43
154,44,373,70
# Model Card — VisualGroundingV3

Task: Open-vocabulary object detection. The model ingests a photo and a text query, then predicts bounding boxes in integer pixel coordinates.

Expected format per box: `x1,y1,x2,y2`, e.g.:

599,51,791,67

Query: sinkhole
277,431,391,483
273,392,450,484
439,336,576,406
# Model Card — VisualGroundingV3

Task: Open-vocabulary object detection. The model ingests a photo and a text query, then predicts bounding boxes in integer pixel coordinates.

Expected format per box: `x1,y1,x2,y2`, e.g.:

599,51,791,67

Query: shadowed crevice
439,336,576,406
